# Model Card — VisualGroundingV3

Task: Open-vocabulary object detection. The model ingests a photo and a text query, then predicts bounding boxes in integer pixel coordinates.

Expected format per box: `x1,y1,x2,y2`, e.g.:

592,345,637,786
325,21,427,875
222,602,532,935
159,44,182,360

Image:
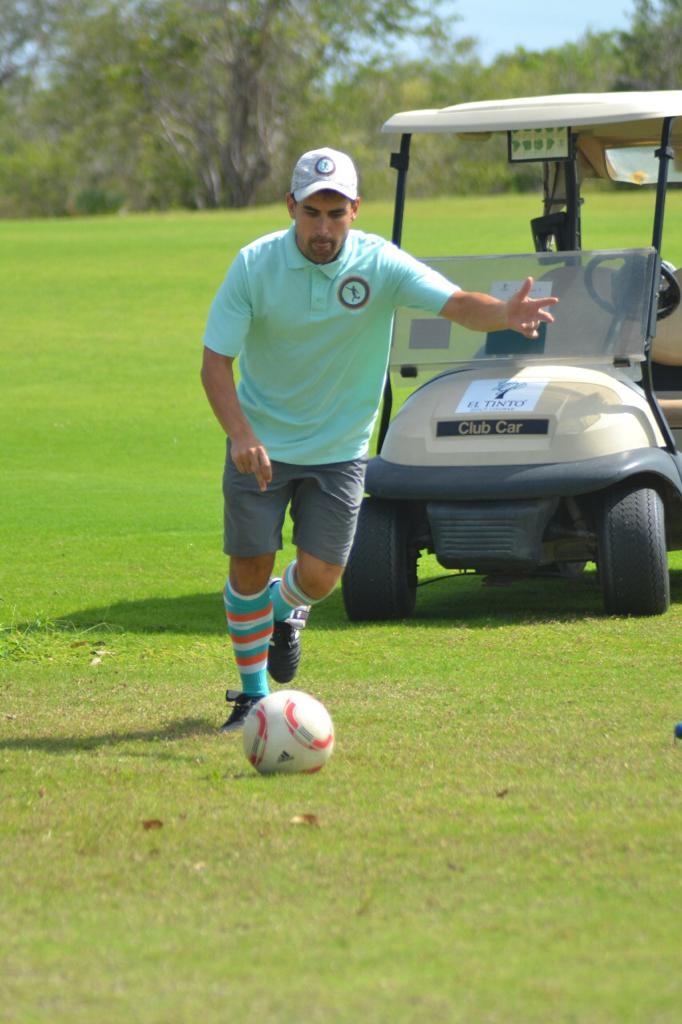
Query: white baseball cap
291,147,358,202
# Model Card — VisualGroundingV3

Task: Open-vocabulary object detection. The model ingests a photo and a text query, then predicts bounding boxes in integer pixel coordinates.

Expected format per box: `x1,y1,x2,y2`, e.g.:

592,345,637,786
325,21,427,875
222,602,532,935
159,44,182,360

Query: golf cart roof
382,91,682,138
383,92,682,187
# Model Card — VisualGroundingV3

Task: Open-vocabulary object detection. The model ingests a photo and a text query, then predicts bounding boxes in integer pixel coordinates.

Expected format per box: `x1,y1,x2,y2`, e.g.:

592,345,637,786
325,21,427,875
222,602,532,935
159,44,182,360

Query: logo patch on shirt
338,276,370,309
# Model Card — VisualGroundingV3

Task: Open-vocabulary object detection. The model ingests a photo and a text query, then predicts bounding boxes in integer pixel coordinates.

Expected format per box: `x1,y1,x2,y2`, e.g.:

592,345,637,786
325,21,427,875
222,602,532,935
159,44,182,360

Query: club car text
437,418,550,437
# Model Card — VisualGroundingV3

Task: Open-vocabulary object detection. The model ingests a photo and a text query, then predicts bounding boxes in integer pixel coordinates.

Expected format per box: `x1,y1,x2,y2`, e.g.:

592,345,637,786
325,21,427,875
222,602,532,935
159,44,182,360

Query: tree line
0,0,679,218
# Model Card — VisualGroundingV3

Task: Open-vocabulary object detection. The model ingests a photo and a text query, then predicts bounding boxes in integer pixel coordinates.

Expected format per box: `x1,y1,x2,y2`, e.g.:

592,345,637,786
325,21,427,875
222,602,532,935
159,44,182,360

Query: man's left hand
505,276,559,339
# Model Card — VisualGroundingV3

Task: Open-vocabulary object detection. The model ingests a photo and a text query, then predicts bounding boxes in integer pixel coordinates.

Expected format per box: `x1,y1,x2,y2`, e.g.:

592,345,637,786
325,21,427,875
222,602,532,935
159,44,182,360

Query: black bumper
366,448,682,502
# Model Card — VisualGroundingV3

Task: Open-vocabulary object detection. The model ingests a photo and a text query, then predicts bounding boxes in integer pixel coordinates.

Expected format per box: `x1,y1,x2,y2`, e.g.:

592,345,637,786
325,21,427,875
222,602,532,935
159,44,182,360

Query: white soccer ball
242,689,335,775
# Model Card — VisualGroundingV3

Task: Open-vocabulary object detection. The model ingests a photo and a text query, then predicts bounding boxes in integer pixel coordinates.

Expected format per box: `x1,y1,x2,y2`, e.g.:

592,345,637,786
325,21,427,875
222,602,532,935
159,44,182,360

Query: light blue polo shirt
203,224,457,464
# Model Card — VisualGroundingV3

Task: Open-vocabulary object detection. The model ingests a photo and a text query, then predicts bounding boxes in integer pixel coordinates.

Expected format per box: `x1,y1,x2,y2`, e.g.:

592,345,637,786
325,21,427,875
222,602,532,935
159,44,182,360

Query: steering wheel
585,254,681,320
584,253,620,314
657,261,681,320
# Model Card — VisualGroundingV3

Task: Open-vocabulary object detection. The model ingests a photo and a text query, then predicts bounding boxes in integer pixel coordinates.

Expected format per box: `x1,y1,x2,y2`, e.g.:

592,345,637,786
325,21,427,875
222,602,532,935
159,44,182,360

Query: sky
455,0,636,64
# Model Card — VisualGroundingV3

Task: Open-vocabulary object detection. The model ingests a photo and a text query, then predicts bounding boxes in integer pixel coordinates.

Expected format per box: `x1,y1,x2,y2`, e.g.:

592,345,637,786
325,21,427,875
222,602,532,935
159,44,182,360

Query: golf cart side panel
365,448,682,501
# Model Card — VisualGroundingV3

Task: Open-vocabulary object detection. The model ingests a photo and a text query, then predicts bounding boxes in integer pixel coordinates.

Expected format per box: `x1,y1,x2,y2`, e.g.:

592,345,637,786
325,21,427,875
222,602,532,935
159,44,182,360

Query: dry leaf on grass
142,819,163,831
290,814,320,827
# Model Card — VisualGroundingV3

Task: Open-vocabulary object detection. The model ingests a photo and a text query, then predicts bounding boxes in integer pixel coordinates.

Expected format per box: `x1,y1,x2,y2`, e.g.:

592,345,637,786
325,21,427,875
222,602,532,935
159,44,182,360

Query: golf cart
342,92,682,620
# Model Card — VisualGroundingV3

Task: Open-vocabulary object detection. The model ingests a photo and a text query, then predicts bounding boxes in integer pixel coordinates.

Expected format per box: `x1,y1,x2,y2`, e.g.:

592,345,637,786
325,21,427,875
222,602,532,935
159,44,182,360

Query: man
201,147,558,731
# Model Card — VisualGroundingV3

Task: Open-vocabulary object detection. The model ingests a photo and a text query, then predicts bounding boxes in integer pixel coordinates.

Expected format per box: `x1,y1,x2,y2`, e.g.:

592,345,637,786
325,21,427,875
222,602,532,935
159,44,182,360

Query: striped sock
270,560,315,622
223,581,273,698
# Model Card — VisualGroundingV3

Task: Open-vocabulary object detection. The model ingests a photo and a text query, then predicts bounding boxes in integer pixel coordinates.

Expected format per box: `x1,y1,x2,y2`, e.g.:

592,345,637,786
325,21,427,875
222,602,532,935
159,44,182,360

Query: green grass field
2,193,682,1023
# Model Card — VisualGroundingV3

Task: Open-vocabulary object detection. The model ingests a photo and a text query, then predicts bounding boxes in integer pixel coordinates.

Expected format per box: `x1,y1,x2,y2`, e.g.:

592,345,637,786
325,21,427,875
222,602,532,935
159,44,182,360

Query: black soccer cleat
267,605,309,684
219,690,262,733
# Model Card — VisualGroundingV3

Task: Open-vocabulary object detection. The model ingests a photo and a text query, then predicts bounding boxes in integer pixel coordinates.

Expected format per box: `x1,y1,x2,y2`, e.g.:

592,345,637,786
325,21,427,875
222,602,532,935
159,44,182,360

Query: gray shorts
223,443,367,566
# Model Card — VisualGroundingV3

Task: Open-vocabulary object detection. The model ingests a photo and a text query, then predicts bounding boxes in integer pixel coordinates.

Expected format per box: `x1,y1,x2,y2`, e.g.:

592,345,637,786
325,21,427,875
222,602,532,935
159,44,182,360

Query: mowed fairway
2,193,682,1023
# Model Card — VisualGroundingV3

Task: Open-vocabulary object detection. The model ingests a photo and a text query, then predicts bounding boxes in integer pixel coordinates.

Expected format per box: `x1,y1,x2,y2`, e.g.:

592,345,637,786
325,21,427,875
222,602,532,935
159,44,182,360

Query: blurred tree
0,0,54,86
137,0,450,207
617,0,682,89
27,0,448,210
0,0,666,216
316,30,622,202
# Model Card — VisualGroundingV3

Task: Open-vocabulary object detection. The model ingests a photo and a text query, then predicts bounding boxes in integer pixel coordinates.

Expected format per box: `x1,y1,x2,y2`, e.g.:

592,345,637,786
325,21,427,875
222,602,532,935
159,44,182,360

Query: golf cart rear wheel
342,498,417,621
597,483,670,616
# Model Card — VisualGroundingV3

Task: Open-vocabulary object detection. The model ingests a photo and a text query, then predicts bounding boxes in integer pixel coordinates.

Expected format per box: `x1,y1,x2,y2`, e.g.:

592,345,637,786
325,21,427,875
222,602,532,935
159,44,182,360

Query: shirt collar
284,224,355,279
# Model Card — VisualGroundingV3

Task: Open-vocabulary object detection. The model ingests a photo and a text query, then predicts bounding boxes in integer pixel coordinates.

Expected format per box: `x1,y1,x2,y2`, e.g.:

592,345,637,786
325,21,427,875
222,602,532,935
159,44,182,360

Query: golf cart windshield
391,248,658,382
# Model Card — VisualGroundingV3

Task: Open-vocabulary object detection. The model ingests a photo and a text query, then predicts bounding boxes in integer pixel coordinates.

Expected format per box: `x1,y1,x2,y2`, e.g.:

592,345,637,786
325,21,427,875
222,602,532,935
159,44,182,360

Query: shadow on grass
0,717,217,755
44,589,354,636
417,567,682,622
55,591,227,636
416,569,601,620
24,568,682,638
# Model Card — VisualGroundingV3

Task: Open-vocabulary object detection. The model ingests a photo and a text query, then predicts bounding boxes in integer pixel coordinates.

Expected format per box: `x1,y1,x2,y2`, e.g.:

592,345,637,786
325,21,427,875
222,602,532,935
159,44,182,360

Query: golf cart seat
651,267,682,428
651,268,682,366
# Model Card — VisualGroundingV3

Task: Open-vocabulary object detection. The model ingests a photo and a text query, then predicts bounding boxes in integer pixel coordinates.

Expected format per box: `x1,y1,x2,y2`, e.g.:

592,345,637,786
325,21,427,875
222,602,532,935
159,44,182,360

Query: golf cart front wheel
342,498,417,621
597,483,670,616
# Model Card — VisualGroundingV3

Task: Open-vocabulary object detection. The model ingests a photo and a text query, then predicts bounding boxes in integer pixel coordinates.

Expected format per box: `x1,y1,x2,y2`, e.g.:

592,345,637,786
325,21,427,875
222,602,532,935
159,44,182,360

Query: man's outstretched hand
505,276,559,339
